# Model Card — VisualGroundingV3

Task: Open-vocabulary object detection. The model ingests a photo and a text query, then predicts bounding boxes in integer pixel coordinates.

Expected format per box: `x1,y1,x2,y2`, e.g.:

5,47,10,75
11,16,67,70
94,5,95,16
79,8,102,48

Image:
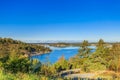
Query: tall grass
0,69,47,80
0,69,64,80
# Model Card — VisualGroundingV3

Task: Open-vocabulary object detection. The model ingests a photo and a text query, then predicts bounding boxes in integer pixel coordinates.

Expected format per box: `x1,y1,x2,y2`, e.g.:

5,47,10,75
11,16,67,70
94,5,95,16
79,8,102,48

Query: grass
94,70,120,80
0,69,64,80
0,69,46,80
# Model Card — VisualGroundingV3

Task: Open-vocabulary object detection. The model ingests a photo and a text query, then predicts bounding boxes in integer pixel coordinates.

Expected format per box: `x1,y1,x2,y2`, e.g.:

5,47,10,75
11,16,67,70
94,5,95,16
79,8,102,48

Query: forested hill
0,38,51,58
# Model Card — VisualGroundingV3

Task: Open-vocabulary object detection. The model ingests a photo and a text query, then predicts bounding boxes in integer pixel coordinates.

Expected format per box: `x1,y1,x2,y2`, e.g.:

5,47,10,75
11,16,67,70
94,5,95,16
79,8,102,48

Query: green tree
3,57,30,73
97,39,105,48
78,40,91,58
54,55,70,72
90,39,109,68
109,44,120,72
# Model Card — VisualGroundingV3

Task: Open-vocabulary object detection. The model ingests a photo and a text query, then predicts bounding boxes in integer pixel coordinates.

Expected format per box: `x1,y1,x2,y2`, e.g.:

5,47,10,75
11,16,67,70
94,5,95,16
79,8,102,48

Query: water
31,46,96,64
31,46,79,64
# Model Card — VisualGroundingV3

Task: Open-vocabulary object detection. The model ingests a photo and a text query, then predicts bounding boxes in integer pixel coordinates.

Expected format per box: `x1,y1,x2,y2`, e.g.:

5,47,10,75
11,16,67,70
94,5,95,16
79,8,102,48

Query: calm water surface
31,46,95,64
32,47,79,63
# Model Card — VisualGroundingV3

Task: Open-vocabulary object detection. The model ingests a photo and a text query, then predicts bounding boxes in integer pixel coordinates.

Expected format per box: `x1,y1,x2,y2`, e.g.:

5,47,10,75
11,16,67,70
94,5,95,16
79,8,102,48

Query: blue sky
0,0,120,41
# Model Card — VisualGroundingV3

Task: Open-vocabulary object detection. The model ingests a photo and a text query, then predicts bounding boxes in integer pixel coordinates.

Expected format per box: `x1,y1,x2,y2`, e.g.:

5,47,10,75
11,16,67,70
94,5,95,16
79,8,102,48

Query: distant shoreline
30,51,51,57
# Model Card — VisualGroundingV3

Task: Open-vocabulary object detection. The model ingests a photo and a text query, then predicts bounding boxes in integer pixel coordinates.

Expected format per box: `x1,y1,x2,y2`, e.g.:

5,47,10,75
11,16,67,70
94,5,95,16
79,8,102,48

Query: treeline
49,43,70,47
0,38,51,57
0,37,23,44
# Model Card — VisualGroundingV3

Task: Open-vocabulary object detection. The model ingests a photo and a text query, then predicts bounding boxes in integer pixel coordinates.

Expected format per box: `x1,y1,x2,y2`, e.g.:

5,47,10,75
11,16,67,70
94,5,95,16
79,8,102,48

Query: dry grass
94,70,120,80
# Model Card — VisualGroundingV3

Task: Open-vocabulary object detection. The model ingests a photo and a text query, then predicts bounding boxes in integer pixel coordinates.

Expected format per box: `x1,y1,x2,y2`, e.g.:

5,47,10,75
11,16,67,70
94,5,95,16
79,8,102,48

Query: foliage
108,44,120,72
78,40,91,58
0,69,55,80
72,39,120,73
54,56,71,72
3,58,30,73
0,38,120,79
0,38,51,58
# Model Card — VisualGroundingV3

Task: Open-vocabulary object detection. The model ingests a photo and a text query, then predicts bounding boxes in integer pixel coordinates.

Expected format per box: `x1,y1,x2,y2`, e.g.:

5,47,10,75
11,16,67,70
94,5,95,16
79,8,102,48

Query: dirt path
64,73,95,79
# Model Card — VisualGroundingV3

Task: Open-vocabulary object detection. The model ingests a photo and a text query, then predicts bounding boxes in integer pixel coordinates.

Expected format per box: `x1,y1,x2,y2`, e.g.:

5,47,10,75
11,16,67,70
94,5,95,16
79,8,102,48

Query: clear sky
0,0,120,41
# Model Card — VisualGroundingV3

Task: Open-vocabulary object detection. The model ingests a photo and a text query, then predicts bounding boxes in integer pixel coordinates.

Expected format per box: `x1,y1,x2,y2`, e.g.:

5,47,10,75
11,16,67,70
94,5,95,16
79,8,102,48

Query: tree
3,57,31,73
109,44,120,72
54,55,70,72
97,39,105,48
78,40,91,58
90,39,109,67
81,40,89,48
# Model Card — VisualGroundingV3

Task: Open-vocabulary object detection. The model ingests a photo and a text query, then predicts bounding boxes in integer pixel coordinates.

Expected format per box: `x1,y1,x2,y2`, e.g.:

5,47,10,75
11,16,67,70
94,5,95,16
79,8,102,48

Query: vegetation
49,43,70,47
0,38,51,57
0,38,120,80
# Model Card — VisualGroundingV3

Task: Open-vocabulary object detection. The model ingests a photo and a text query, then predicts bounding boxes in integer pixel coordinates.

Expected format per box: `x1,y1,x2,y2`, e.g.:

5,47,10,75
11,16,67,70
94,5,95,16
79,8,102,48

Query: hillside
0,38,51,58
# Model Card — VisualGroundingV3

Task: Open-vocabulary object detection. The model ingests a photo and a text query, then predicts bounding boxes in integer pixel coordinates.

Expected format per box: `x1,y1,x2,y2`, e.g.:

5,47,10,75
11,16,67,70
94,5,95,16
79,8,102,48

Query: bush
3,58,30,73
